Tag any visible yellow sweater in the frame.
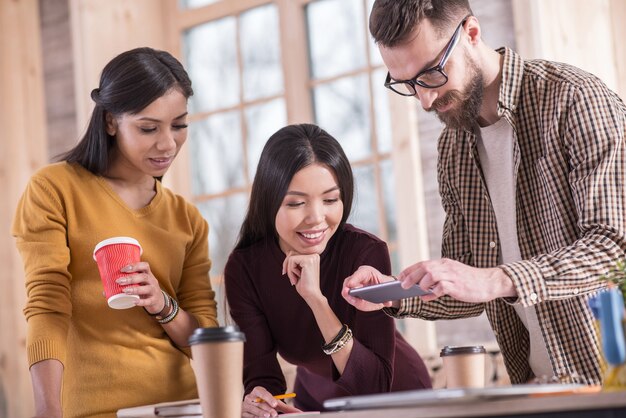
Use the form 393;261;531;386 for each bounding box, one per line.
12;162;218;417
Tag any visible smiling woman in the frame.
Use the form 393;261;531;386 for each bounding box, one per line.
224;123;432;416
275;163;344;257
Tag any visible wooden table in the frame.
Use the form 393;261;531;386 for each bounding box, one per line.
118;390;626;417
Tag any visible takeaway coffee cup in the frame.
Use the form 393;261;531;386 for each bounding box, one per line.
440;345;486;388
189;326;246;418
93;237;142;309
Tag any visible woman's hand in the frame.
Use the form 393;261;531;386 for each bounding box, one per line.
342;265;397;311
282;251;323;302
116;261;165;313
117;261;201;346
242;386;301;418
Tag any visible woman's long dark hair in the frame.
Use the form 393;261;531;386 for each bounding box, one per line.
58;47;193;175
235;123;354;250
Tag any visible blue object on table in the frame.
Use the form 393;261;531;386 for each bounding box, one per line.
598;289;626;365
588;295;600;319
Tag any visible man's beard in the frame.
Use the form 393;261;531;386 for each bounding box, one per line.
430;54;484;131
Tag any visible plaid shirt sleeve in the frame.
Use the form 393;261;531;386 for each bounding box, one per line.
501;75;626;306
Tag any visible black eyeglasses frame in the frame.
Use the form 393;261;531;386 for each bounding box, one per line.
384;14;472;97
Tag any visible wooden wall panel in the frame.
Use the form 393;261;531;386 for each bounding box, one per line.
69;0;168;131
609;0;626;99
513;0;624;98
40;0;77;159
0;0;47;416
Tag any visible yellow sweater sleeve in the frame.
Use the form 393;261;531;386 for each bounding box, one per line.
13;173;73;366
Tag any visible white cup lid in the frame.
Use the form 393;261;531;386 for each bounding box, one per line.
93;236;143;260
108;293;140;309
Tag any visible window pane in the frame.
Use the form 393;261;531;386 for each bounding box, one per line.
367;0;383;66
372;67;392;153
390;249;400;276
313;75;371;161
417;107;446;259
380;158;397;242
241;5;284;101
306;0;366;79
245;99;287;180
179;0;219;9
189;111;244;196
184;17;239;113
349;164;380;236
197;192;248;325
197;193;248;277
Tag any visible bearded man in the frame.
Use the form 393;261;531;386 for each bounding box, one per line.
343;0;626;385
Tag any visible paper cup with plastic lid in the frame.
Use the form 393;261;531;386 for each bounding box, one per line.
189;326;246;418
440;345;487;388
93;237;143;309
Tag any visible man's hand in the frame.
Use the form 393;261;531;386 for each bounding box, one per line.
397;258;517;303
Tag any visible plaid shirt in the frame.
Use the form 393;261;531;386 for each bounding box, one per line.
390;48;626;384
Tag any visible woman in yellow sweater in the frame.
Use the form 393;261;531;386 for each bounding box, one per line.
12;47;218;417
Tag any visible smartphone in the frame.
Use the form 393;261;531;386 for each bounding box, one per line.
348;280;432;303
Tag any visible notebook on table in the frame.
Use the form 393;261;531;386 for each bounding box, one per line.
323;383;596;411
117;399;320;417
117;398;200;417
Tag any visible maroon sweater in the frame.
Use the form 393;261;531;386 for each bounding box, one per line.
224;224;431;411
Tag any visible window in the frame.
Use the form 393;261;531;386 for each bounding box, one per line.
305;0;399;267
165;0;429;334
183;4;287;284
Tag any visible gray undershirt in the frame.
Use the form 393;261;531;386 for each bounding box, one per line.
476;118;553;380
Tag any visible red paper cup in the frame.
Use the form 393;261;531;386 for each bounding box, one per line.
93;237;143;309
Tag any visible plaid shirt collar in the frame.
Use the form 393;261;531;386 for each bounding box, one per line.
497;47;524;122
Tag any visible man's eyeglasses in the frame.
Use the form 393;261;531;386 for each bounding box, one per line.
384;15;472;97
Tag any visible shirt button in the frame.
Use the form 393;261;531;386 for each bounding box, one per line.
489;241;496;248
573;288;580;295
530;293;538;302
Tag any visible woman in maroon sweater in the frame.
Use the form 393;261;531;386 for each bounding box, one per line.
224;124;431;416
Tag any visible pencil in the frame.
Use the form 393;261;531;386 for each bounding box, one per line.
254;392;296;403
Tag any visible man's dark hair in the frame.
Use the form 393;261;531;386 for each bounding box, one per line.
370;0;473;47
